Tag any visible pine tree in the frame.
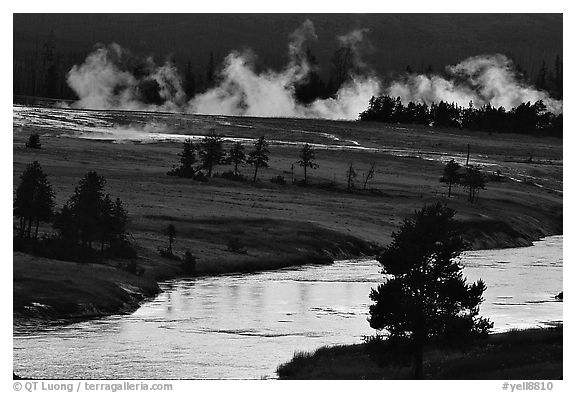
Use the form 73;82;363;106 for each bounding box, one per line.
69;171;106;248
184;60;196;98
25;133;41;149
461;165;486;203
206;52;215;89
164;224;176;254
368;203;492;378
247;136;270;182
198;132;225;177
227;142;246;176
167;139;197;178
14;161;55;238
440;159;462;198
297;143;319;184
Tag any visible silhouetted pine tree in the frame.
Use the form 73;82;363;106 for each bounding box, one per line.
227;142;246;176
164;223;176;254
198;132;225;177
14;161;55;238
247;136;270;182
297;143;319;184
440;159;462;198
369;203;492;379
168;139;197;178
461;165;486;203
25;133;42;149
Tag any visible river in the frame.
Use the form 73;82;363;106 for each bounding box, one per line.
13;236;562;379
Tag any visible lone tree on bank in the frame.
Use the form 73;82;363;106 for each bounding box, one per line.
297;143;319;184
368;202;492;379
164;224;176;254
440;159;462;198
14;161;55;238
247;136;270;182
199;132;225;177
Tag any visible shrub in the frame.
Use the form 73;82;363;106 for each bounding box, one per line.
219;170;247;182
107;238;138;259
227;237;247;254
25;133;41;149
14;235;102;264
158;247;180;260
182;250;197;275
270;175;287;185
193;171;209;182
122;260;145;276
363;334;412;367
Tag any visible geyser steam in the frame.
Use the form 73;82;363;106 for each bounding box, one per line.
65;21;562;119
386;54;562;114
67;43;186;112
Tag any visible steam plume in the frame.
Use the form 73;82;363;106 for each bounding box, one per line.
65;22;562;119
387;54;562;114
67;43;186;111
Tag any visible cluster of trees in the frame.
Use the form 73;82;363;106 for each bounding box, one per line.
168;133;271;182
440;159;487;203
169;134;322;185
14;162;133;261
359;96;562;137
54;172;129;253
368;202;493;378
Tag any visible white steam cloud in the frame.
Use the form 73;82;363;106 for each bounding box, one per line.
65;22;562;119
387;54;562;114
67;43;186;112
187;22;380;119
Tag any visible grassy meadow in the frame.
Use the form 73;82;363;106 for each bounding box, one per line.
13;107;563;321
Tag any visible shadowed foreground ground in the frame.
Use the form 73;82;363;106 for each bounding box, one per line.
277;327;563;379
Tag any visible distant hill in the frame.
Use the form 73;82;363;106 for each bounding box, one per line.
13;14;562;99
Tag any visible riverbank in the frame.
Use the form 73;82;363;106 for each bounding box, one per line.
13;218;377;322
276;326;563;379
13;107;562;324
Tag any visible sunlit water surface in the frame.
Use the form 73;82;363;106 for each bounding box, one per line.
13;236;562;379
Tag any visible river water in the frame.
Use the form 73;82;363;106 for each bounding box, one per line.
13;236;562;379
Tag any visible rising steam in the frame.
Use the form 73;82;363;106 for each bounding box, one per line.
65;21;562;119
386;54;562;114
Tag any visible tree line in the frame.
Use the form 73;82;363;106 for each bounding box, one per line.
359;96;562;137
